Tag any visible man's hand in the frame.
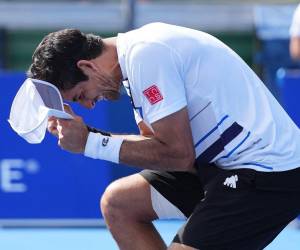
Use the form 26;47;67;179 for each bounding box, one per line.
48;104;89;153
48;117;59;137
57;117;89;153
47;104;75;137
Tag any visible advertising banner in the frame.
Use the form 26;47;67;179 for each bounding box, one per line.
0;72;139;226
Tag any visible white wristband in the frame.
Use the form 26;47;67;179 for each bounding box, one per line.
84;132;124;164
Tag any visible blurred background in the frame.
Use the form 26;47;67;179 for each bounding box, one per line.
0;0;300;249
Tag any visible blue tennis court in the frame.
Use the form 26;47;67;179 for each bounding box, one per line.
0;220;299;250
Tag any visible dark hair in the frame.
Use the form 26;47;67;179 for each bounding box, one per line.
27;29;104;90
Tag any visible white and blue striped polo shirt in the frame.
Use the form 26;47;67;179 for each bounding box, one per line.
117;22;300;172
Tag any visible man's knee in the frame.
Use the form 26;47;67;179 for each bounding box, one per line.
168;242;198;250
100;174;156;223
100;178;127;222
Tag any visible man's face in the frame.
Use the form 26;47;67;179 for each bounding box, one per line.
62;65;122;109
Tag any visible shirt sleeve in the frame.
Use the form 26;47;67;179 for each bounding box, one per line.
127;42;187;124
290;4;300;37
133;108;143;125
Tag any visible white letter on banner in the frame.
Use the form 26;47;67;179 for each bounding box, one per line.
0;159;27;192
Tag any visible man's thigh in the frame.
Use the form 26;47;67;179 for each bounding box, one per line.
103;170;204;222
173;166;300;250
139;170;204;219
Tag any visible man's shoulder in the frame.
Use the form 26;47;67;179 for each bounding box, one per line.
125;40;173;67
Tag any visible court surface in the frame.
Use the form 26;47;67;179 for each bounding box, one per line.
0;220;299;250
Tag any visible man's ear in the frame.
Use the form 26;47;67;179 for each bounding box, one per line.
77;60;97;76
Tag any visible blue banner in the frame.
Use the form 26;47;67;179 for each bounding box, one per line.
276;68;300;128
0;72;139;222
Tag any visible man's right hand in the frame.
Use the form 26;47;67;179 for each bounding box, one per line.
47;104;75;138
48;116;59;137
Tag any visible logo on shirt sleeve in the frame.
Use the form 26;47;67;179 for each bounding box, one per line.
143;85;163;105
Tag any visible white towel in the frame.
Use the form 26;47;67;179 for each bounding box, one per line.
8;78;73;144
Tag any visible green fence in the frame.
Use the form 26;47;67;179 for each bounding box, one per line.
5;29;255;71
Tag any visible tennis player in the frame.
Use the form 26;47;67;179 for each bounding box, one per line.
28;23;300;250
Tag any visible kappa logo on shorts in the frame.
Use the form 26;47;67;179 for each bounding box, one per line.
143;85;163;105
223;175;238;189
201;190;208;202
102;137;109;147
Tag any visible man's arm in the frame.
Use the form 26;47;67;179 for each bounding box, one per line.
56;107;196;172
137;121;154;137
119;107;195;172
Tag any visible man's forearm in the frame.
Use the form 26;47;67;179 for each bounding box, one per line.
119;136;195;172
87;125;152;141
112;134;151;141
84;131;195;172
60;108;196;172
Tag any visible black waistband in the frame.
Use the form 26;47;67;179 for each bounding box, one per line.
195;157;300;192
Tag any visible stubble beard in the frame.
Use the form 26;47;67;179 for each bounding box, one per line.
95;72;121;101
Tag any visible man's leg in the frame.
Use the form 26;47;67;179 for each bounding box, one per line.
169;165;300;250
168;243;198;250
100;173;166;250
